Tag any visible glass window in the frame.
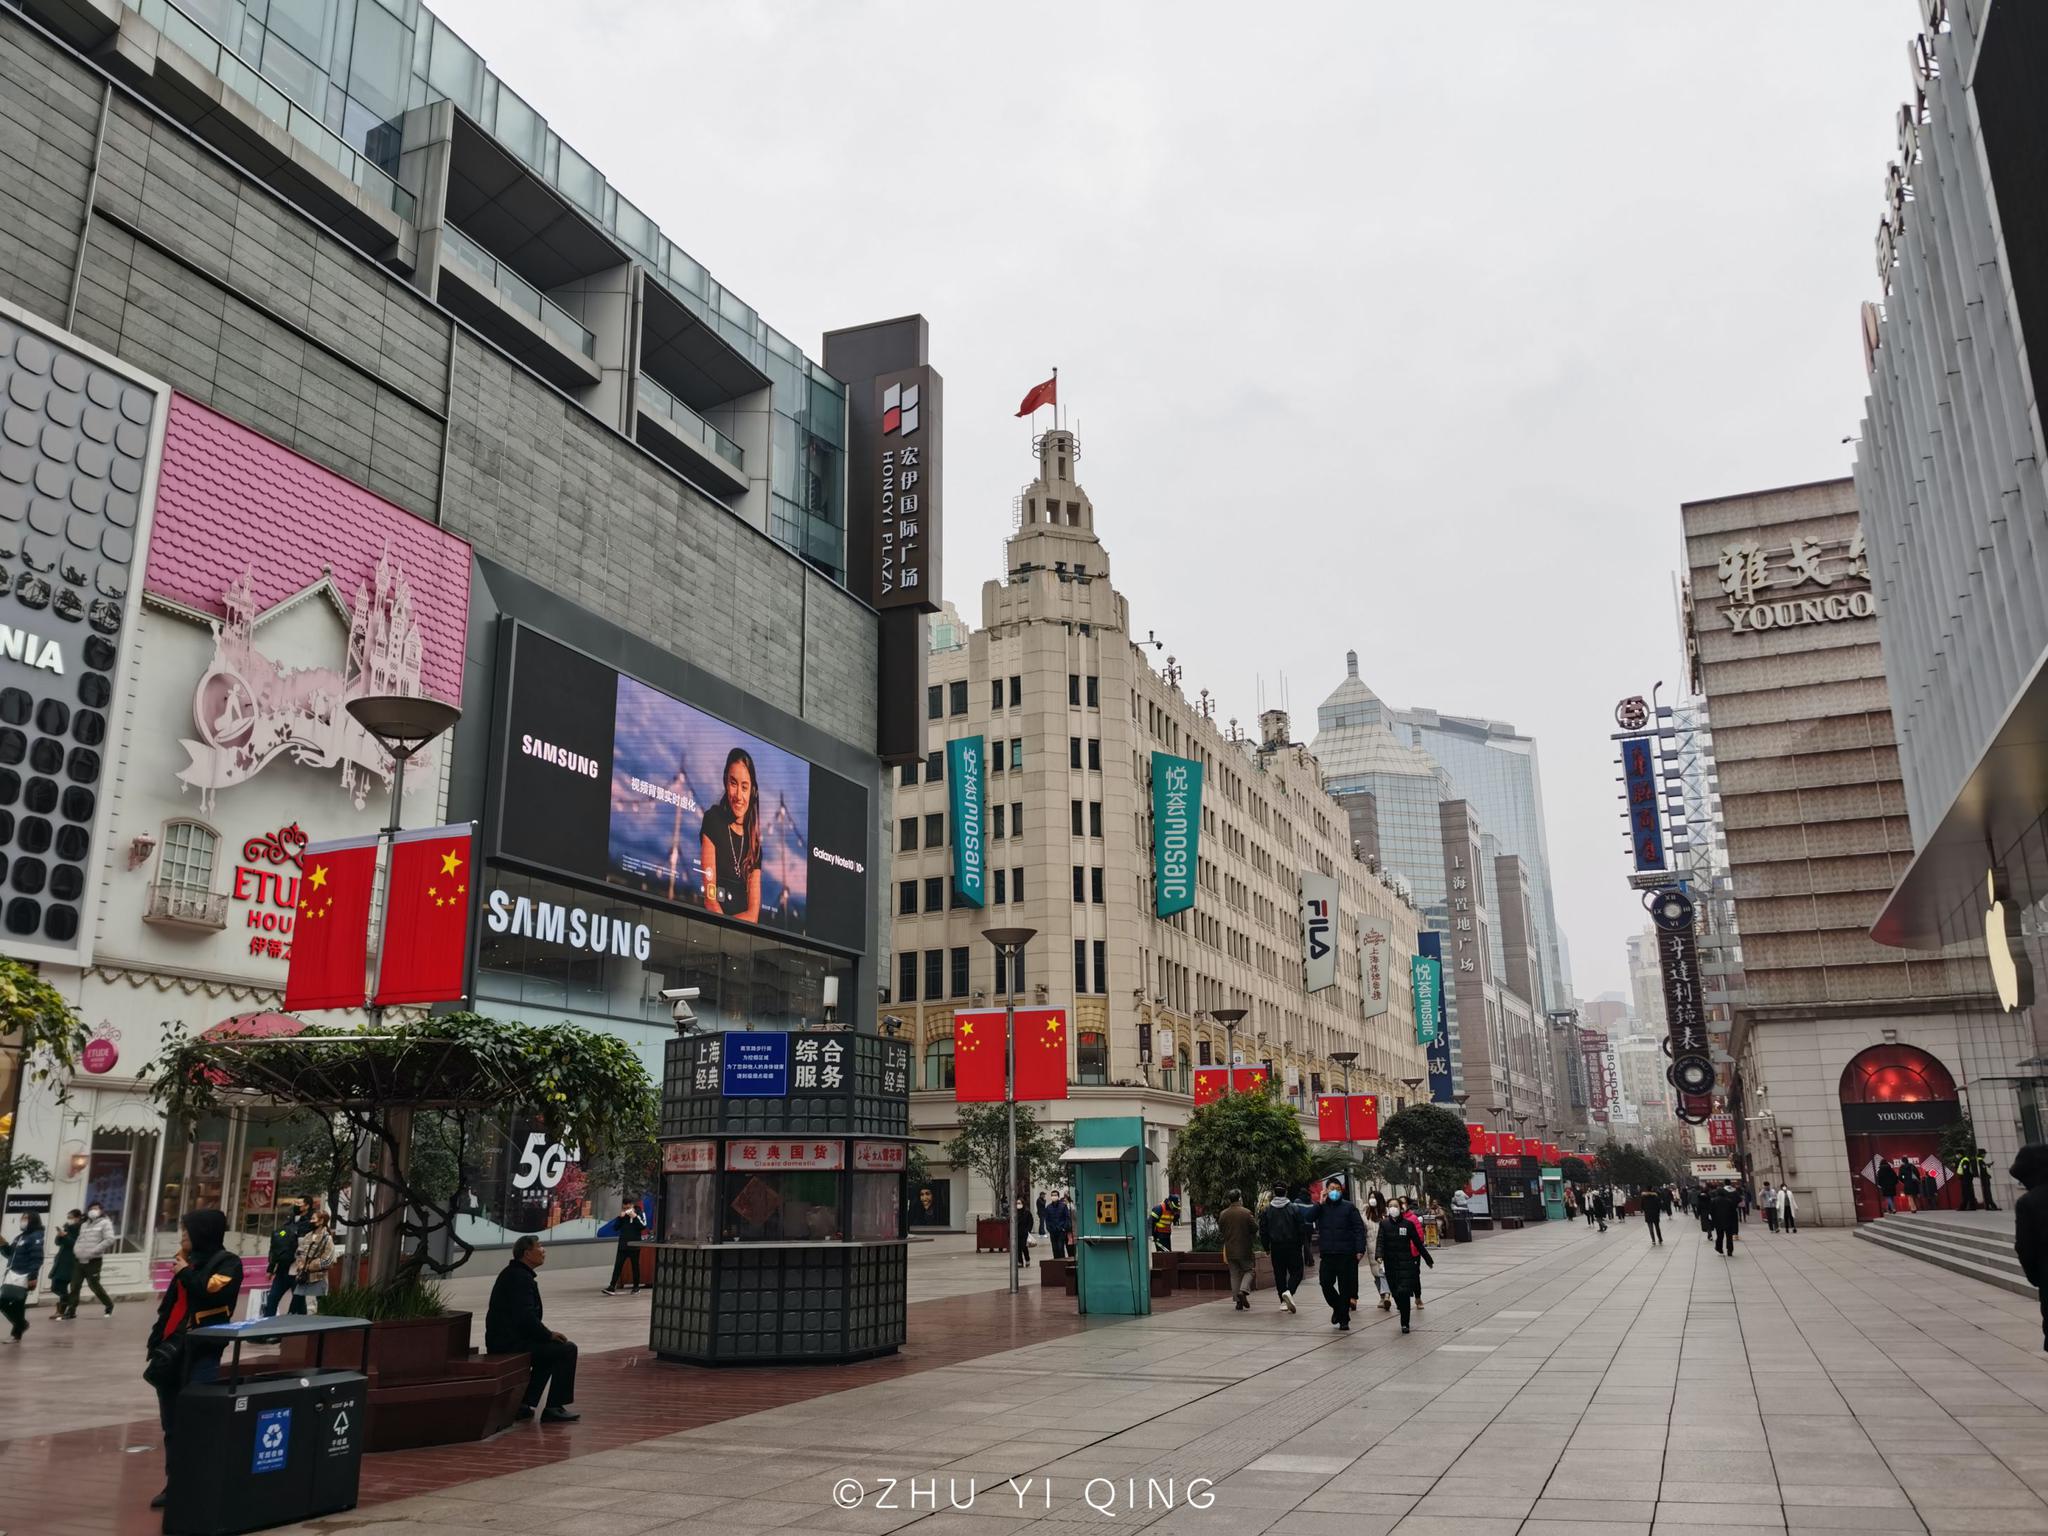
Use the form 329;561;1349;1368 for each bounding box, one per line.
927;751;943;782
1087;676;1100;708
993;946;1008;996
425;15;483;115
1077;1030;1107;1085
928;685;942;720
1068;674;1081;706
994;869;1007;905
851;1173;900;1240
1009;677;1022;707
1012;867;1023;902
1089;802;1103;838
1091;867;1105;904
898;950;917;1002
924;1037;954;1091
491;78;544;167
900;760;918;786
992;680;1004;711
924;949;944;1000
949;680;968;716
160;821;219;893
900;818;917;852
1074;939;1087;994
722;1169;838;1242
992;805;1006;840
1094;940;1107;993
923;877;943;913
1012;803;1023;833
1088;739;1101;771
950;947;969;997
1011;739;1023;770
1071;800;1084;836
1070;737;1082;769
923;812;942;846
992;741;1005;774
663;1172;717;1243
898;880;916;916
1072;866;1084;903
91;1123;161;1254
552;136;602;214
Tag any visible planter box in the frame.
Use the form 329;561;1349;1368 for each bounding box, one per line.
974;1218;1011;1253
277;1310;523;1451
1038;1258;1077;1294
1173;1252;1274;1293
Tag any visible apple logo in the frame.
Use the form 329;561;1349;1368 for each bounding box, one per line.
1984;867;2034;1013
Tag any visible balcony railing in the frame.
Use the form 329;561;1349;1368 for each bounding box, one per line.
441;224;597;358
144;882;228;930
636;374;744;471
127;0;418;225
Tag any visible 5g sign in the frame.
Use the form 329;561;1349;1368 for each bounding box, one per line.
504;1116;581;1232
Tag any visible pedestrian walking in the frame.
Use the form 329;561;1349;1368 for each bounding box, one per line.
1035;1190;1049;1236
1149;1195;1181;1252
1361;1194;1393;1308
485;1235;580;1423
46;1208;79;1315
2010;1144;2048;1353
1591;1187;1609;1234
1013;1197;1034;1267
1260;1185;1307;1314
1307;1180;1368;1330
145;1209;243;1510
1044;1191;1073;1260
1641;1186;1665;1246
1899;1160;1922;1213
61;1200;117;1318
1957;1151;1981;1210
291;1206;335;1304
1;1213;46;1341
260;1199;309;1318
1398;1197;1429;1312
1711;1182;1740;1256
602;1199;646;1295
1760;1182;1778;1234
1775;1184;1797;1234
1563;1184;1579;1221
1876;1159;1899;1214
1217;1191;1258;1311
1375;1200;1433;1334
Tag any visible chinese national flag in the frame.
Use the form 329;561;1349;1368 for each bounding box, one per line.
282;837;379;1012
373;826;474;1006
1316;1096;1346;1141
1348;1094;1380;1142
1499;1134;1522;1157
953;1011;1005;1103
1193;1068;1226;1105
1013;1009;1068;1101
1015;376;1057;417
1467;1122;1489;1157
1317;1095;1379;1142
1234;1066;1269;1095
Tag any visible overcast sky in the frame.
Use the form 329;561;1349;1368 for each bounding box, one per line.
438;0;1911;999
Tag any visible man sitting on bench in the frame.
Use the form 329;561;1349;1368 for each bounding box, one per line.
486;1235;580;1423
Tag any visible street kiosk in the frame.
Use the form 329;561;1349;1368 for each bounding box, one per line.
166;1314;370;1535
648;1028;913;1365
1058;1115;1156;1316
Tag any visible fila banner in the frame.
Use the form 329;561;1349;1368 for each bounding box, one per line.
1152;752;1202;917
1359;927;1392;1020
946;735;985;909
1301;871;1339;993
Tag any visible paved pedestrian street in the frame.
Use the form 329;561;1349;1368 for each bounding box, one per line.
290;1217;2046;1536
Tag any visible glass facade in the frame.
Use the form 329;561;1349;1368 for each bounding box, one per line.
121;0;849;578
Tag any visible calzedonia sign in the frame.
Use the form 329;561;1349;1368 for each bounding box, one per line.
1152;752;1202;917
947;735;984;908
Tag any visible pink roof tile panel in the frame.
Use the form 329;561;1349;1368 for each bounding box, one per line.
145;395;472;705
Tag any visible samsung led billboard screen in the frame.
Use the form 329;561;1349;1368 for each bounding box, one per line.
494;626;869;953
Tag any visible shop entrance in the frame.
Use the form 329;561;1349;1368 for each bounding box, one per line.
1839;1044;1961;1223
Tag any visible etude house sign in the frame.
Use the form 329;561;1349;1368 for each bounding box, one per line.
1715;529;1876;634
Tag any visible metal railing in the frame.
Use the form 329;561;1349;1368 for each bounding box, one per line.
128;0;418;225
440;225;596;358
144;882;228;929
636;374;744;471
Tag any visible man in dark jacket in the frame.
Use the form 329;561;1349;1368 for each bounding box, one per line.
1710;1183;1741;1256
1260;1185;1307;1314
2012;1144;2048;1353
603;1200;646;1296
486;1236;580;1421
1641;1186;1665;1246
261;1200;310;1318
1876;1158;1900;1214
1307;1181;1368;1330
1043;1191;1074;1260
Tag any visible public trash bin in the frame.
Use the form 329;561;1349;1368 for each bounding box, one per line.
1451;1210;1474;1244
166;1315;371;1536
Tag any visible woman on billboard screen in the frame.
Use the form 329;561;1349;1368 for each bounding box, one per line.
700;747;762;923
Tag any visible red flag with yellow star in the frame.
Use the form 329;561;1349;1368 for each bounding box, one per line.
282;836;380;1012
951;1008;1067;1102
952;1009;1005;1103
373;825;474;1007
1012;1008;1068;1101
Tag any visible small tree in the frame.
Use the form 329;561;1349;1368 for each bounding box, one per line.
1168;1085;1311;1211
1938;1116;1978;1173
0;956;89;1208
942;1104;1071;1217
1559;1155;1593;1188
1377;1103;1474;1205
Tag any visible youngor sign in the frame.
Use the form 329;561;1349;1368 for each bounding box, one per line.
0;312;167;969
491;625;870;954
1152;752;1203;917
1302;872;1339;993
947;735;985;908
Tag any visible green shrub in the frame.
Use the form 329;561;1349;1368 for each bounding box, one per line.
317;1277;448;1321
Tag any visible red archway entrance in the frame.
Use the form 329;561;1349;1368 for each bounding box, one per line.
1838;1044;1961;1223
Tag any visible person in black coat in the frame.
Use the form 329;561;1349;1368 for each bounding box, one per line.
1709;1183;1741;1255
1641;1187;1665;1246
1043;1191;1074;1261
487;1235;580;1421
1;1212;46;1341
1876;1159;1900;1214
1259;1185;1309;1313
146;1209;242;1509
1013;1198;1034;1267
1306;1182;1368;1330
2011;1144;2048;1353
603;1200;647;1296
1375;1206;1434;1333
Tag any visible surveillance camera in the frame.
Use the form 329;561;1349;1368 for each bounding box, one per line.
661;986;701;1030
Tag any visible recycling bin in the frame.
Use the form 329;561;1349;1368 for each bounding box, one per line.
167;1316;371;1535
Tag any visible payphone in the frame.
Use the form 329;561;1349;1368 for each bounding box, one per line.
1058;1115;1155;1316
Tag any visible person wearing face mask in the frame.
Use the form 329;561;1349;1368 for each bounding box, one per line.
145;1209;242;1510
1306;1179;1368;1330
60;1200;117;1319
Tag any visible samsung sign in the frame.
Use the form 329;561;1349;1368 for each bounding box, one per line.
484;890;651;960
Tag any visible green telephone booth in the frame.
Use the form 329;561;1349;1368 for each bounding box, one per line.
1540;1164;1566;1221
1058;1115;1155;1316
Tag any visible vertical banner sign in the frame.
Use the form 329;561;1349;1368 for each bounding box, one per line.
1152;752;1203;917
1621;737;1665;871
1410;953;1442;1045
1421;931;1455;1101
873;366;940;611
1359;928;1391;1020
947;735;985;908
1301;872;1339;993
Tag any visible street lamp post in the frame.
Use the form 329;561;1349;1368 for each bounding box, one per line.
1213;1008;1248;1089
342;693;460;1281
1332;1050;1359;1197
983;926;1036;1297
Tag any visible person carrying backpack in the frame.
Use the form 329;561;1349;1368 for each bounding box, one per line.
1259;1185;1307;1314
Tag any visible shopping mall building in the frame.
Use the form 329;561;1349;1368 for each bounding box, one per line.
0;0;907;1284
